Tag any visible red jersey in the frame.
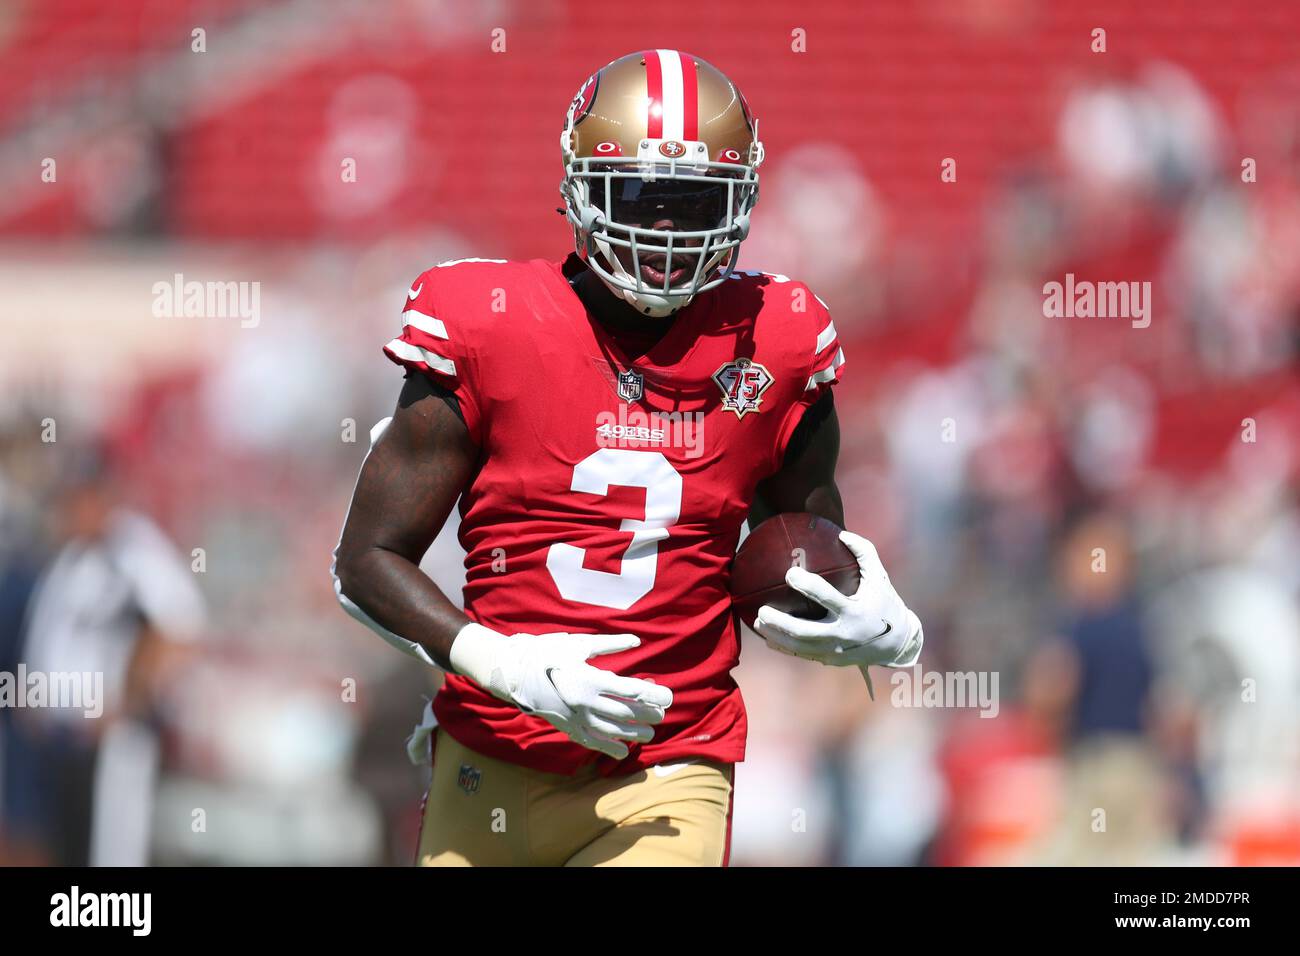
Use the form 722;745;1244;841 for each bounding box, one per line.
383;255;845;775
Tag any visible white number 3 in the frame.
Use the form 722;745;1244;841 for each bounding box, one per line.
545;449;682;609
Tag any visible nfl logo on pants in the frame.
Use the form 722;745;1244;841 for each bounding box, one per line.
457;764;482;795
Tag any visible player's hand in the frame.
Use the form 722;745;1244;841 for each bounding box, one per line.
753;530;923;670
449;623;673;760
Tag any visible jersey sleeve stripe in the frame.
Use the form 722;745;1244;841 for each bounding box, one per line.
402;309;448;340
815;319;838;354
385;338;457;377
804;347;845;390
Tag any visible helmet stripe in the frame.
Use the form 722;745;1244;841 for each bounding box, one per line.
679;52;698;140
643;49;663;138
656;49;685;140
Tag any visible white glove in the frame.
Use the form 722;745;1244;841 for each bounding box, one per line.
753;530;923;693
449;623;673;760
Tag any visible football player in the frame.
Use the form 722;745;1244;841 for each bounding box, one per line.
332;50;923;866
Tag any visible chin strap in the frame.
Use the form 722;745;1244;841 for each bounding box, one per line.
596;254;693;317
572;257;689;318
628;289;690;317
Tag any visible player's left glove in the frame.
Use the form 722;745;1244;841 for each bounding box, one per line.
753;530;922;689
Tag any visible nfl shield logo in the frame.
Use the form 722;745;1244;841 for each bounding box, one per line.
617;368;644;403
457;764;481;795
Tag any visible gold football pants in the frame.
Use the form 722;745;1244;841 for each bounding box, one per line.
416;727;735;866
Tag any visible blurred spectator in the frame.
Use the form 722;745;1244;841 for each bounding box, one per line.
1055;512;1154;739
0;416;49;864
1035;512;1174;864
9;445;205;865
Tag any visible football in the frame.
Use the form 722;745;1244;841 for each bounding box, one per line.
729;512;860;631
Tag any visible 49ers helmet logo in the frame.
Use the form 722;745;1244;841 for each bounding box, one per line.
568;72;599;126
658;140;686;158
713;357;774;418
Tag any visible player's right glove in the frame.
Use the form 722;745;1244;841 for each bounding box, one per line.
449;623;673;760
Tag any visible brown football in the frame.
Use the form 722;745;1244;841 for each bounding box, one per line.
729;512;860;631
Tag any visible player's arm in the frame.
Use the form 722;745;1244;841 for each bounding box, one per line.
747;390;924;680
749;388;843;528
333;372;477;670
332;372;673;759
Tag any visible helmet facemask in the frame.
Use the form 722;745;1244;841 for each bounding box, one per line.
562;154;760;317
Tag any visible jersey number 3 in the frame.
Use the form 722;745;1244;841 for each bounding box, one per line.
545;449;682;610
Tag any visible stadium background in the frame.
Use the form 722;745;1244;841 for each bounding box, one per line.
1;0;1298;865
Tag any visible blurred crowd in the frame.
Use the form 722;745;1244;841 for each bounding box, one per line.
1;0;1298;865
739;56;1300;866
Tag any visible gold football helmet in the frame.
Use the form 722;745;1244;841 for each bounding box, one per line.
560;50;764;317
